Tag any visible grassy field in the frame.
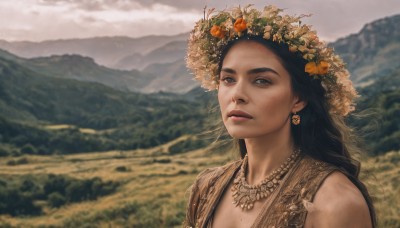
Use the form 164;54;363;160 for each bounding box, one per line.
0;137;398;227
0;136;234;227
361;151;400;227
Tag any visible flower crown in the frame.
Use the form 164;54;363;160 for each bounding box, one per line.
186;5;358;116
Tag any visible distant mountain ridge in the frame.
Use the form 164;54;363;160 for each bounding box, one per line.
0;33;188;70
141;59;195;93
114;40;187;70
0;49;157;93
0;34;198;93
330;14;400;84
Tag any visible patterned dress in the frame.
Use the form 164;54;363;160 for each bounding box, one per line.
183;155;338;228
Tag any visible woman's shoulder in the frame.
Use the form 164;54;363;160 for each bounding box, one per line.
184;160;241;227
193;160;241;189
305;171;372;228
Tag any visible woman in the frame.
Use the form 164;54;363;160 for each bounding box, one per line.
184;5;376;228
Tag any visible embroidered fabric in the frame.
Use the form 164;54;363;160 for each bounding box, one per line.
183;155;338;228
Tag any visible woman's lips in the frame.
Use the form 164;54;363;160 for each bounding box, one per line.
227;110;253;121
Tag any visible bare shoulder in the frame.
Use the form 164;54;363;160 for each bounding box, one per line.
305;171;372;228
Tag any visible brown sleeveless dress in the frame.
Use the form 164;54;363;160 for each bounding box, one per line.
183;155;338;228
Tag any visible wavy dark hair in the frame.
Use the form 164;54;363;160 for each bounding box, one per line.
217;36;376;227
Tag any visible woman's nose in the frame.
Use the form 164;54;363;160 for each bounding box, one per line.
231;80;248;104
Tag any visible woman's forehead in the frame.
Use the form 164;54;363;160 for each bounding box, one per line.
222;41;286;71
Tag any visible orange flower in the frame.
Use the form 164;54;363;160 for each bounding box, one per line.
210;25;226;39
317;61;329;74
289;45;298;52
234;18;247;33
305;61;330;75
305;62;318;75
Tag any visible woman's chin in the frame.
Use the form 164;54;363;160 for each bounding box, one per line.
227;131;254;139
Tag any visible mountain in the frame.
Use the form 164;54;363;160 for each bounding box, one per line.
0;55;210;154
141;59;198;93
0;49;156;93
0;34;188;69
331;14;400;85
0;37;196;94
114;40;187;70
25;55;156;92
0;47;197;94
329;15;400;155
0;49;21;62
0;55;151;125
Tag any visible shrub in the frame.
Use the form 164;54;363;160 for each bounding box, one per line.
19;179;44;199
48;192;66;208
0;147;9;157
0;187;42;216
153;158;171;164
66;180;90;202
65;177;118;202
6;157;28;166
177;170;188;175
21;144;37;155
168;137;209;155
6;160;16;166
115;166;129;172
44;174;69;195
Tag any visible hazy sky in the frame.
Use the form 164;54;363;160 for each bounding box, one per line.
0;0;399;42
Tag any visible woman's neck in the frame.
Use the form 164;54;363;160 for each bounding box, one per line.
244;128;295;185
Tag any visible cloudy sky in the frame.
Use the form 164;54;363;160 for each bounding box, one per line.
0;0;399;42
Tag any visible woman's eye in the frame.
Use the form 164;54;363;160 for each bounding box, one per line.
221;77;235;84
254;78;270;85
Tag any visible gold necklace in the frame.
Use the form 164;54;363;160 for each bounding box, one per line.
231;149;300;210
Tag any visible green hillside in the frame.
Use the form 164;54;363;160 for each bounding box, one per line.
0;56;212;155
349;66;400;155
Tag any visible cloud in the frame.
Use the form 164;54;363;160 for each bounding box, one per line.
133;0;207;10
0;0;399;42
38;0;145;11
39;0;207;11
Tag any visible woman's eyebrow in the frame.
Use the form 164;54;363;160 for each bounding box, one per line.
247;67;280;76
220;67;280;76
220;68;236;74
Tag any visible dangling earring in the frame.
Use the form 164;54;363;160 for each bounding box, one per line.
292;112;300;125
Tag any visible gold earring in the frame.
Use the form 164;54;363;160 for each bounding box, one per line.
292;112;300;125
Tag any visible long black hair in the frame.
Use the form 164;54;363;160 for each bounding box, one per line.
217;35;377;227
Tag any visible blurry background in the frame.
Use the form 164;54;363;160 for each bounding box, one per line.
0;0;399;227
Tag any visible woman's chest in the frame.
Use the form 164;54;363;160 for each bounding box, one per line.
210;181;268;228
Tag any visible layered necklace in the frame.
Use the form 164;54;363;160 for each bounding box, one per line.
231;149;301;210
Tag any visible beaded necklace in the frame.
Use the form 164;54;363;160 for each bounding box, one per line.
231;149;301;210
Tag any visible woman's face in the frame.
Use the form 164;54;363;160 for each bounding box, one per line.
218;41;304;139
